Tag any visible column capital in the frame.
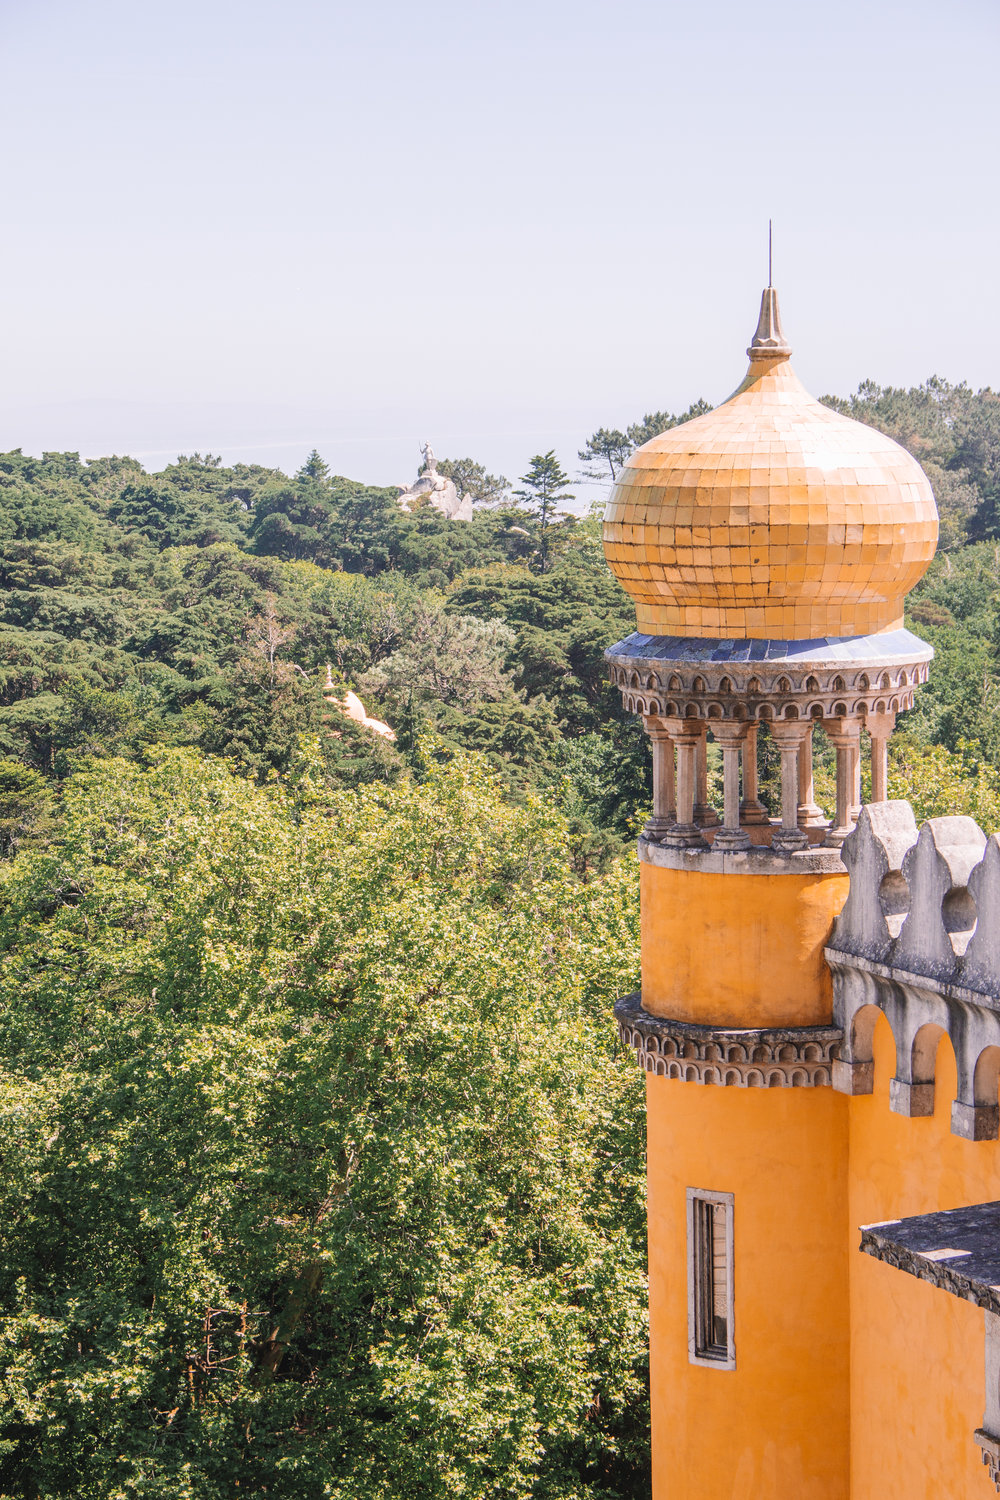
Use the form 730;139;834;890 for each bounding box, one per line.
643;713;675;737
669;717;706;747
864;708;897;738
709;719;750;749
768;718;811;749
825;714;863;746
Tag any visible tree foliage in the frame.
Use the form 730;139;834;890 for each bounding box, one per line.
1;377;1000;1499
0;747;647;1500
436;458;511;506
514;453;576;573
577;403;712;484
820;377;1000;549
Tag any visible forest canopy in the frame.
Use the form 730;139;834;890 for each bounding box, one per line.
3;373;1000;1494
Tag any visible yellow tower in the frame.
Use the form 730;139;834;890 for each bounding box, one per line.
604;284;938;1498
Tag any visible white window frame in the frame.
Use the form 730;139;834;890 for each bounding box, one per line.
687;1187;736;1370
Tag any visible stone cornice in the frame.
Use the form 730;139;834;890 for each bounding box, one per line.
614;992;841;1088
605;629;931;725
826;944;1000;1016
641;834;845;876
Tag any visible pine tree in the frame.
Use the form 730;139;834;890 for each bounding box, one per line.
297;448;331;482
578;427;632;482
514;451;574;572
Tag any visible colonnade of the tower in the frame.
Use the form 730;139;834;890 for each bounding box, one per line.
643;708;896;853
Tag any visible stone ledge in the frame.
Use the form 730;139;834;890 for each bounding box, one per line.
860;1201;1000;1318
606;630;934;671
614;992;842;1088
605;630;932;724
826;945;1000;1016
640;834;846;876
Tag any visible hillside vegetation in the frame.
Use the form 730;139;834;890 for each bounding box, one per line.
2;378;1000;1496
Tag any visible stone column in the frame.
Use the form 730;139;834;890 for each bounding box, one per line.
769;720;810;853
850;733;863;823
693;723;720;828
796;723;826;827
739;722;769;825
643;715;676;839
823;717;863;847
711;722;753;851
663;719;709;849
866;710;896;805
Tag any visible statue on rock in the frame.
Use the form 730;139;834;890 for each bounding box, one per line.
397;441;473;522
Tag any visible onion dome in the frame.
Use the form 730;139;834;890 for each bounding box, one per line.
603;286;939;640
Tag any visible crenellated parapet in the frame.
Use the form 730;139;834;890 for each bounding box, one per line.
827;801;1000;1139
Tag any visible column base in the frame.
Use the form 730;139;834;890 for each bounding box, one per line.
661;822;710;850
822;824;851;849
643;816;677;842
712;826;753;851
889;1078;935;1117
739;798;770;826
772;826;810;853
693;802;720;828
832;1058;874;1095
797;802;827;828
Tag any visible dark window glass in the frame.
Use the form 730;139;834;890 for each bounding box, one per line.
694;1197;730;1359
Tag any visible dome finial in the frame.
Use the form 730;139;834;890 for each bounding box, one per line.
747;220;792;360
748;287;791;359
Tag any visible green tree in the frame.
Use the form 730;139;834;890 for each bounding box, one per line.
888;734;1000;829
625;400;711;449
109;481;247;550
577;405;712;486
359;605;516;713
577;429;632;484
436;457;511;506
0;747;648;1500
298;448;331;481
0;758;52;855
514;452;575;573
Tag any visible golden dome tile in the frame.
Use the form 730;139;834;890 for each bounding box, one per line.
603;285;938;639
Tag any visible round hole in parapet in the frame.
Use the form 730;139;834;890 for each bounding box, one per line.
943;887;977;936
878;871;910;938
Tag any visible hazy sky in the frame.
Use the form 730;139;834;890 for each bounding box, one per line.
0;0;997;498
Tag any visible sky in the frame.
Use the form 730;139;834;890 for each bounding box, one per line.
0;0;997;503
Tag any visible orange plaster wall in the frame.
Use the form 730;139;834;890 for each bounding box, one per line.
849;1014;998;1500
647;1073;850;1500
640;862;849;1026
